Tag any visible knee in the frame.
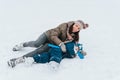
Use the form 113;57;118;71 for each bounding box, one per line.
34;42;41;47
33;52;50;63
50;56;62;63
49;48;62;63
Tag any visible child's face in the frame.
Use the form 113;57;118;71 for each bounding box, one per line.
74;46;79;53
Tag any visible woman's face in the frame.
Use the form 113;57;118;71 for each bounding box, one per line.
72;23;81;32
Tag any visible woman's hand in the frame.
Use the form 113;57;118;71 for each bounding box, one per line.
67;33;73;41
59;42;66;53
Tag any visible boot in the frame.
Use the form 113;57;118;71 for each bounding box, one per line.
48;61;60;71
80;50;87;56
7;57;25;68
13;43;24;51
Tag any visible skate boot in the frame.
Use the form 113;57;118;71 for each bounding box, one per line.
7;57;25;68
13;43;24;51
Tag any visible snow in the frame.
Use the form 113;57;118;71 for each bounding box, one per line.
0;0;120;80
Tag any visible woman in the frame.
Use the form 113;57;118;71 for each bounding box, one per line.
13;20;88;57
8;20;88;67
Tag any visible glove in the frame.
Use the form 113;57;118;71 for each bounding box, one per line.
59;42;66;53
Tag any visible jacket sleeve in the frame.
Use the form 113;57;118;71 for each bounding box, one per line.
50;23;67;45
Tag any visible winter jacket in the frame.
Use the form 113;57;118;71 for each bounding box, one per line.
33;42;76;63
45;21;78;45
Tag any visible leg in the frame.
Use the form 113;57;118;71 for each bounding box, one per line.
7;56;35;68
23;32;48;48
23;43;50;58
8;43;50;68
48;48;62;70
49;47;62;63
13;33;48;51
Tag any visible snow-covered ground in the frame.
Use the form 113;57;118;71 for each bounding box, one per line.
0;0;120;80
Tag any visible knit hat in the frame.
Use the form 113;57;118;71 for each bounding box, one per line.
75;20;89;29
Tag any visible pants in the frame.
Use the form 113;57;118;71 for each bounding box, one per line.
22;33;50;57
33;46;63;63
23;33;49;47
23;43;50;57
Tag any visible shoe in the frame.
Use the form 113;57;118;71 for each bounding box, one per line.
80;50;87;56
24;57;34;66
7;57;25;68
48;61;60;71
13;43;24;51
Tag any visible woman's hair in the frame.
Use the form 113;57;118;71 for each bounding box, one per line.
73;31;79;42
68;23;74;34
68;23;79;42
